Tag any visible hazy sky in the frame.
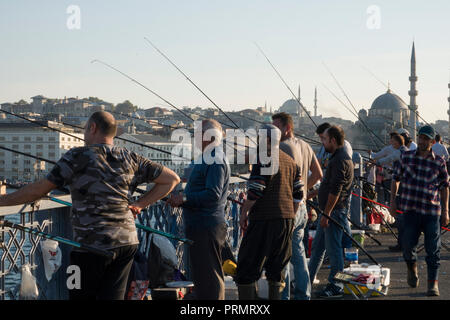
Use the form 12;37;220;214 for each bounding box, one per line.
1;0;449;123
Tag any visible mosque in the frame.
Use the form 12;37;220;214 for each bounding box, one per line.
274;43;450;149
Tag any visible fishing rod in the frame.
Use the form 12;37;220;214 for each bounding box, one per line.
0;109;85;143
110;110;192;132
144;37;260;150
306;200;381;266
233;173;383;246
1;109;186;161
321;83;384;150
352;182;399;240
0;219;114;258
232;111;323;146
91;59;195;122
362;66;432;129
0;142;151;197
144;37;243;131
4;183;194;245
91;60;251;157
322;63;385;148
254;43;318;128
111;109;252;152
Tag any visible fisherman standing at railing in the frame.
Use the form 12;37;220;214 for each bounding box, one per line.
167;119;230;300
272;112;323;300
235;124;304;300
0;111;181;300
368;132;408;252
369;132;400;205
390;125;449;297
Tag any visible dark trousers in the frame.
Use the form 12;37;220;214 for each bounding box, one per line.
236;218;294;284
402;211;441;281
185;222;227;300
69;244;138;300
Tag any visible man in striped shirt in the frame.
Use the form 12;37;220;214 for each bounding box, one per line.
236;124;304;300
390;125;449;296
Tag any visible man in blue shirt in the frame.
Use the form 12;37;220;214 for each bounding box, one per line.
168;119;230;300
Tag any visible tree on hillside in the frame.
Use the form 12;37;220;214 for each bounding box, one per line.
115;100;137;114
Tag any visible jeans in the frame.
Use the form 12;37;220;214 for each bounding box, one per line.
308;207;348;287
402;211;441;281
282;203;311;300
342;193;353;249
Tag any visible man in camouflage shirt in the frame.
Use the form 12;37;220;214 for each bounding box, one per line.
0;111;180;299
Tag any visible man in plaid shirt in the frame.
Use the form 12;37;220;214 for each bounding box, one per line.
390;125;449;296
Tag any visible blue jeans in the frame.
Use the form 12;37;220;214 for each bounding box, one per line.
282;203;311;300
402;211;441;281
342;194;353;249
308;207;347;287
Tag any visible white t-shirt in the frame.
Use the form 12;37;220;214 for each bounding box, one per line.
409;141;417;151
432;142;449;161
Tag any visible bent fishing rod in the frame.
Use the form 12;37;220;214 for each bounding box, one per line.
4;182;194;245
0;219;114;258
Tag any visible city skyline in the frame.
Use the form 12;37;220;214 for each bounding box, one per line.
1;1;449;123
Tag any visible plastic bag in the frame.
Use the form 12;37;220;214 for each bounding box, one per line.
147;234;178;288
40;239;62;281
151;234;177;268
19;264;39;300
125;250;149;300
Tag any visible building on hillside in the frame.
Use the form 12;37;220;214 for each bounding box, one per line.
0;121;84;182
116;133;192;177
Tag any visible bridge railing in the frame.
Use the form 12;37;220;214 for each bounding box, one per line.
0;179;247;300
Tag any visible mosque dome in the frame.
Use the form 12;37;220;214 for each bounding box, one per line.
279;99;300;115
370;89;408;111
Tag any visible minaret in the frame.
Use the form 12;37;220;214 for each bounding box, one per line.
447;79;450;140
314;86;318;117
408;42;418;142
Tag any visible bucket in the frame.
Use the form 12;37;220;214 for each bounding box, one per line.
351;230;365;247
344;248;359;264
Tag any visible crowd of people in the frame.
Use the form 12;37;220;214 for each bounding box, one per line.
0;111;448;300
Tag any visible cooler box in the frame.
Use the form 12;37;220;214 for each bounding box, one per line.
341;264;390;297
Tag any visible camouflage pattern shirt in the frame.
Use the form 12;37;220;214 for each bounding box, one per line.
46;144;163;250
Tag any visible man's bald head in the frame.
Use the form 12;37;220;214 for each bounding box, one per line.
87;111;117;137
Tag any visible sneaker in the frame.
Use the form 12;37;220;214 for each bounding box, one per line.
318;284;343;299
